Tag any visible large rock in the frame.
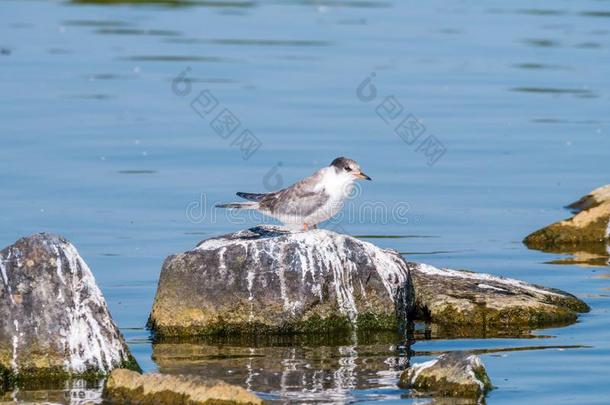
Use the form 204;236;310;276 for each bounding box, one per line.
399;352;492;399
0;233;138;384
150;226;413;337
408;262;589;335
103;369;263;405
150;226;589;338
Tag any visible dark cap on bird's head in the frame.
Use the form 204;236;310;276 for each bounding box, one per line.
330;156;371;180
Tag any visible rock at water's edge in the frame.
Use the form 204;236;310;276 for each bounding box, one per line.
525;195;610;251
150;226;589;338
149;226;413;337
104;369;263;405
408;262;589;334
0;233;139;384
566;184;610;212
399;352;492;398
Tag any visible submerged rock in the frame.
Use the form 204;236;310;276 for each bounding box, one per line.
399;352;492;399
0;233;138;385
566;184;610;212
103;369;263;405
408;262;589;334
150;226;413;337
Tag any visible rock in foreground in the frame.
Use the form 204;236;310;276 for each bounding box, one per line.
408;262;589;334
0;233;138;383
104;369;263;405
150;226;589;338
150;226;413;337
399;352;492;399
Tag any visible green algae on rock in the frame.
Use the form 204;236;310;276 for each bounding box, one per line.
149;226;414;337
408;262;589;332
150;226;589;338
0;233;140;389
524;201;610;249
399;352;492;399
103;369;263;405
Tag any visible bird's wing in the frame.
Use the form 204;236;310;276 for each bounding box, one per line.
260;169;329;217
236;192;268;202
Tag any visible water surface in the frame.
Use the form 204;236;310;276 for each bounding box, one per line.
1;0;609;403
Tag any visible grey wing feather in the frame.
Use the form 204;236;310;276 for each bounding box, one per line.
236;192;268;202
259;170;329;217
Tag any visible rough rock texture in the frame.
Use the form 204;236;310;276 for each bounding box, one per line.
566;184;610;212
399;352;492;399
150;226;413;337
104;369;263;405
0;233;138;384
150;226;589;338
524;201;610;250
408;262;589;333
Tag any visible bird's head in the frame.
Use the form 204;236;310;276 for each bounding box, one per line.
330;157;371;181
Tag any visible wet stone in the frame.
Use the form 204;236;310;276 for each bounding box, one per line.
399;352;492;399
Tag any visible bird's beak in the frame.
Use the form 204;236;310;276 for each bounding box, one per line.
355;171;372;181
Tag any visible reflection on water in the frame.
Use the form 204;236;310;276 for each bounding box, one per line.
149;331;590;404
152;334;411;404
545;248;610;267
1;380;103;405
70;0;256;7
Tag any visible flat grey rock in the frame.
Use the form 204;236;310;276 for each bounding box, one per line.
408;262;589;335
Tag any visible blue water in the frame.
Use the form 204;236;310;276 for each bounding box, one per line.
1;0;609;403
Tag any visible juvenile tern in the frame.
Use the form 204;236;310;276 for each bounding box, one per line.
216;157;371;230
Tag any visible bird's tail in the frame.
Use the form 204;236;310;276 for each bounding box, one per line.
215;202;260;209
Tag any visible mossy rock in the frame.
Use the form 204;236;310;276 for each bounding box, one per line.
524;201;610;251
149;226;413;338
408;262;589;334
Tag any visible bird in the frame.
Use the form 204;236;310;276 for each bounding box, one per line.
216;157;371;231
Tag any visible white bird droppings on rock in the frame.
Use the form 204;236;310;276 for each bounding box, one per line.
0;233;138;378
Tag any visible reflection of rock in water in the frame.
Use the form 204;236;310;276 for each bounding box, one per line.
152;334;410;404
1;380;103;405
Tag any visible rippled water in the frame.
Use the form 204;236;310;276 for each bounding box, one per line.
1;0;609;403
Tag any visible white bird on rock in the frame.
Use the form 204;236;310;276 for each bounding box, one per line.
216;157;371;231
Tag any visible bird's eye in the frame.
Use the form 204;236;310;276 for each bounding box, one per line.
345;167;352;172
